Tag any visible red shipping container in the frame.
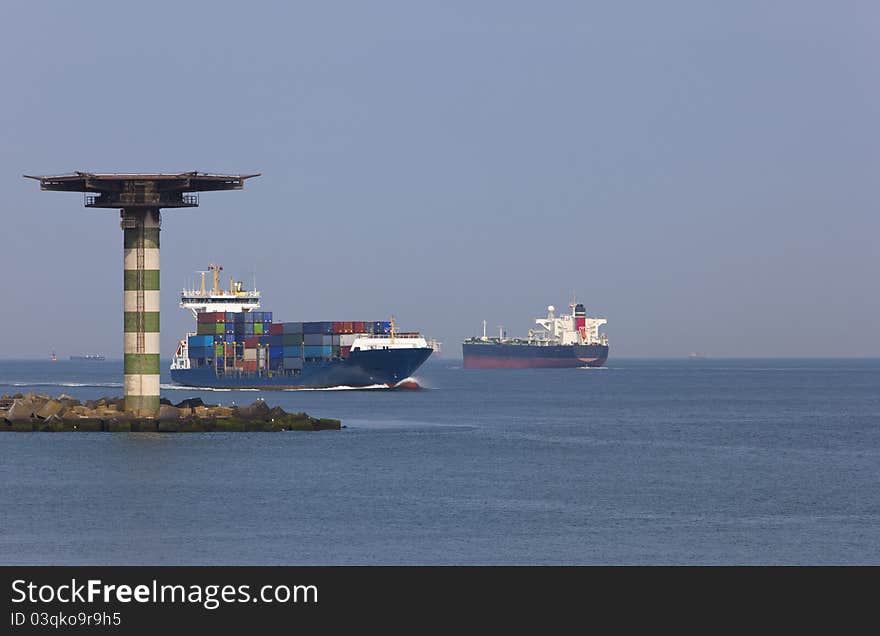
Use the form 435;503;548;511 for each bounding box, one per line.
340;346;352;358
269;323;284;335
244;336;260;348
352;321;365;332
332;321;344;333
242;360;258;372
342;321;354;333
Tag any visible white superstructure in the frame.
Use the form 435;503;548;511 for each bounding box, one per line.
347;319;429;352
172;264;262;370
179;263;261;317
528;302;608;346
468;301;608;347
351;333;429;351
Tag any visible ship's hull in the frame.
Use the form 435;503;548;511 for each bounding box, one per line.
462;342;608;369
171;347;433;389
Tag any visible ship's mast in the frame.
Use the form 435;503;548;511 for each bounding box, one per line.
209;263;223;295
482;320;487;339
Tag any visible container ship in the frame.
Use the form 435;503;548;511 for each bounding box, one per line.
170;265;433;389
69;354;106;361
462;302;608;368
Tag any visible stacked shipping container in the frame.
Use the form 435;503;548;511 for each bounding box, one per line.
188;313;392;373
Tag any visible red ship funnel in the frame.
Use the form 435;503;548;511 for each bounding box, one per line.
574;303;586;338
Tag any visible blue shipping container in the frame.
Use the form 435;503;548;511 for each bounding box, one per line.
187;335;214;348
303;333;322;346
304;345;332;358
282;345;302;358
189;346;213;359
303;322;322;334
282;322;303;334
371;321;391;334
260;335;282;347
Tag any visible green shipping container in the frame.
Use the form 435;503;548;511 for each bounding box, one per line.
197;323;215;335
215;344;224;356
254;323;264;335
215;323;226;334
282;334;303;346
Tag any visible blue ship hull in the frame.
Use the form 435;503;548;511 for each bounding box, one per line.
462;342;608;368
171;347;433;389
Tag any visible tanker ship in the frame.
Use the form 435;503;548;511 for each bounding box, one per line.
170;265;432;389
462;302;608;368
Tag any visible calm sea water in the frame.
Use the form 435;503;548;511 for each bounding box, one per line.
1;358;878;565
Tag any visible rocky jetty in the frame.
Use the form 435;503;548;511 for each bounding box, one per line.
0;393;340;432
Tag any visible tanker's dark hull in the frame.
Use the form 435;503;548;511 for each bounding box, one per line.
462;342;608;368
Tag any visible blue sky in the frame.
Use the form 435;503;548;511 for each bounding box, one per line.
1;1;877;357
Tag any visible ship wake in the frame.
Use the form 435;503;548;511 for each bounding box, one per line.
279;377;424;391
159;384;259;392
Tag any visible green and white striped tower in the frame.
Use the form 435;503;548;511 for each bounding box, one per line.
25;171;259;417
122;207;162;415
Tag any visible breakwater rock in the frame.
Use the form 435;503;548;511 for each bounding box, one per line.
0;393;341;432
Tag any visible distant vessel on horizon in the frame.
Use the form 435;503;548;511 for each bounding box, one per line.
70;354;106;361
687;352;707;359
50;350;57;362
